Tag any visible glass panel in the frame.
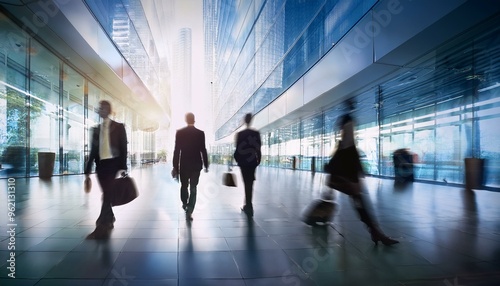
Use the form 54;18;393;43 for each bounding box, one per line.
277;125;289;168
285;122;301;169
267;130;278;168
478;94;500;188
261;132;270;167
300;115;322;171
414;129;435;181
436;125;461;183
1;87;28;177
0;15;29;178
61;65;85;174
29;41;61;176
357;126;380;175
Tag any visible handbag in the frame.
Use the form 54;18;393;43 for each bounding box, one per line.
324;144;362;196
111;173;139;206
223;172;237;187
325;174;361;196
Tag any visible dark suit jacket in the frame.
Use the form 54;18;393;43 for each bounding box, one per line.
234;128;262;167
173;125;209;172
85;120;128;174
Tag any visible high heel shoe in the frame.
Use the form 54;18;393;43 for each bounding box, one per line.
370;229;399;245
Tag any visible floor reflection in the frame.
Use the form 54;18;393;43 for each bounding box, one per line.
0;164;499;285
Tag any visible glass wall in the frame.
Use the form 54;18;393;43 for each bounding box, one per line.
213;17;500;190
210;0;378;139
0;15;29;177
0;10;155;179
300;114;323;171
84;0;163;104
62;65;85;174
29;41;61;175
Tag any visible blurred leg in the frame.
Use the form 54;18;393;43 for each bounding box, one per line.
180;171;190;208
240;167;256;216
350;192;398;245
186;170;200;213
96;159;118;226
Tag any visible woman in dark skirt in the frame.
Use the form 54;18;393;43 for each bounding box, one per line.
326;107;399;246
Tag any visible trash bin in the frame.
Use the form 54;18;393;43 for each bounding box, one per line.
393;148;414;183
38;152;55;179
464;158;484;190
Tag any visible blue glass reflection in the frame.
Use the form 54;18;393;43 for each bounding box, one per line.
214;0;377;139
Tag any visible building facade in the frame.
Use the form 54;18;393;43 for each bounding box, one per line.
205;0;500;189
0;0;172;178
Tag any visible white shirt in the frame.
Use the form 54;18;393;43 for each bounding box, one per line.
99;118;113;160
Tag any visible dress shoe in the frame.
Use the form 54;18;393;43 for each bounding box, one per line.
241;205;254;217
86;225;111;239
370;229;399;245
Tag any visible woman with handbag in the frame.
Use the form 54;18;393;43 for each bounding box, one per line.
327;109;398;246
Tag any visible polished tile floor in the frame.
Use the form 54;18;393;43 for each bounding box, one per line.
0;164;499;286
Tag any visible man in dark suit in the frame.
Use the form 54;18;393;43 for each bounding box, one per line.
173;112;209;220
234;113;261;217
85;100;128;239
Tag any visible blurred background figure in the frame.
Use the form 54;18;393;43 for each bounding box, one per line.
326;99;399;245
234;113;262;218
393;148;415;187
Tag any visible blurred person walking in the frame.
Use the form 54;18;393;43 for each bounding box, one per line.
85;100;128;239
172;112;209;220
326;100;398;245
234;113;262;217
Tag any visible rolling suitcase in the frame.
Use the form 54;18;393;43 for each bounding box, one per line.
301;190;336;226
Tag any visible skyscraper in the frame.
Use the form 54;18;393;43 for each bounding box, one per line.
173;27;193;119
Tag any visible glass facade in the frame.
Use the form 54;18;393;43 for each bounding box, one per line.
208;1;500;189
0;9;156;178
84;0;161;95
84;0;170;119
207;0;377;139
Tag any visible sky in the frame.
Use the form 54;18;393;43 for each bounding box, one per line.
171;0;208;131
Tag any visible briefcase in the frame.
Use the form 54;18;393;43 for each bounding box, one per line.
223;172;237;187
111;174;139;206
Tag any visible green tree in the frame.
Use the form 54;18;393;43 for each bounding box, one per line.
2;88;43;169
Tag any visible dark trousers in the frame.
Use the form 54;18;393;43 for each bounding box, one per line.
180;169;201;213
96;158;119;224
240;166;257;208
